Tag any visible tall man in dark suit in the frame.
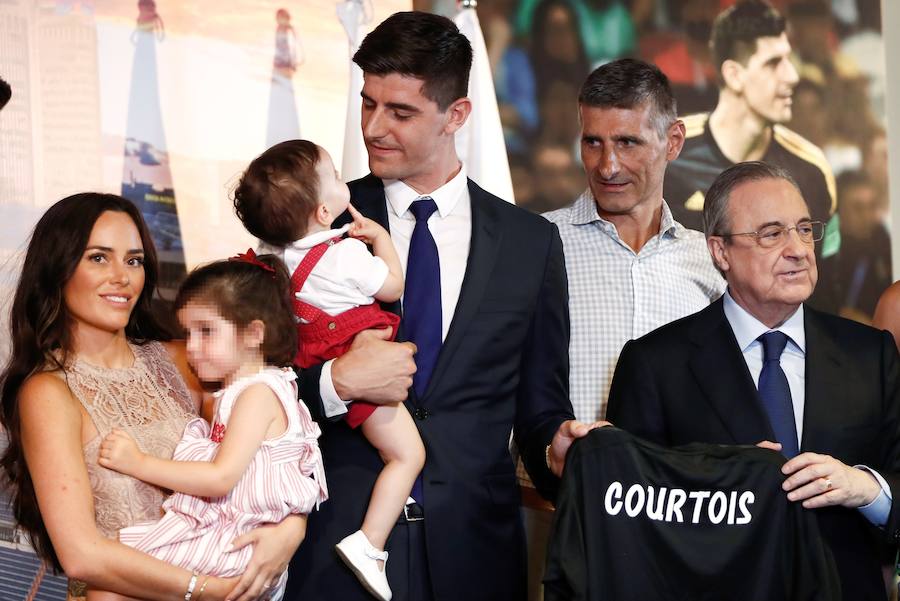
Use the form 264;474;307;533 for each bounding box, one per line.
607;161;900;600
286;12;594;601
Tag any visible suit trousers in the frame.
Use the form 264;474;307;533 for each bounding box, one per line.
388;507;433;601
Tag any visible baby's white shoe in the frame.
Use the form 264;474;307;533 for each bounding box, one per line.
335;530;392;601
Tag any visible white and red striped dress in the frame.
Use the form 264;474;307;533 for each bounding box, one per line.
119;368;327;599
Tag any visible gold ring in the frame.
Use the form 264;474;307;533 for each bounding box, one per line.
824;478;833;490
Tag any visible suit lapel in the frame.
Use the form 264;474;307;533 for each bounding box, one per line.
344;174;391;231
345;175;400;316
421;180;502;402
688;299;776;444
800;307;843;450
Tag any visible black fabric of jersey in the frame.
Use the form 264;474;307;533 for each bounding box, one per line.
663;113;835;235
544;428;841;601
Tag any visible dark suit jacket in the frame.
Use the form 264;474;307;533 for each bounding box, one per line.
286;174;574;601
607;297;900;601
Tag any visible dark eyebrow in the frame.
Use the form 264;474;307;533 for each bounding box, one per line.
386;102;421;113
581;133;645;144
359;91;421;114
613;134;645;144
85;246;144;254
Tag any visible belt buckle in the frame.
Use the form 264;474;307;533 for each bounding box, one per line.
403;503;424;522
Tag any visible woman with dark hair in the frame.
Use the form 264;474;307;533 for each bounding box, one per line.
0;193;303;601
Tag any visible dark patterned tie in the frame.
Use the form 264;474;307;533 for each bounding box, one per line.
403;197;441;503
757;331;800;458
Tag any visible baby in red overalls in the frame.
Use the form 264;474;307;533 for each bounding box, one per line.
234;139;424;601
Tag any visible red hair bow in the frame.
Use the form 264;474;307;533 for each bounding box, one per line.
229;248;276;275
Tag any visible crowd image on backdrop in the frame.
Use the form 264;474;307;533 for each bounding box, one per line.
418;0;891;323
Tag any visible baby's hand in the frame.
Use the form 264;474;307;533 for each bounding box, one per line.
98;429;144;475
347;203;388;245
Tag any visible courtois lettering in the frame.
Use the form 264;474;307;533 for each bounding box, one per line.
603;481;755;525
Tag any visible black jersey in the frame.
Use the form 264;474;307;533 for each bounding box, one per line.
664;114;837;243
544;428;840;601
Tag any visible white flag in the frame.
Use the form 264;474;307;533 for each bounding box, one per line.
338;0;373;182
454;4;515;203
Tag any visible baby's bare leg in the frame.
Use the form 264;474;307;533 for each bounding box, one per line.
360;403;426;551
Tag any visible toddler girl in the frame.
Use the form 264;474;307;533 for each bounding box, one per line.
233;139;425;601
98;253;327;601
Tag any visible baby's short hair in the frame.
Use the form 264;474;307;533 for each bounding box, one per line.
233;139;320;246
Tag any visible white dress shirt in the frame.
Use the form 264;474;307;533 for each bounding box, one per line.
320;166;472;415
722;289;891;525
260;224;389;317
723;290;807;440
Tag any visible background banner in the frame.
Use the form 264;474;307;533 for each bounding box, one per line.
0;1;407;597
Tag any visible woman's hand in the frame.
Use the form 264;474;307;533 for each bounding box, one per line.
198;575;240;601
225;515;308;601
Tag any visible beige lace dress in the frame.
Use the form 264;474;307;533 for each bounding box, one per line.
60;341;195;599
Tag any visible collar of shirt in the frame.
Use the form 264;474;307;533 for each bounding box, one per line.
568;189;685;241
283;224;352;250
383;164;468;220
723;289;806;356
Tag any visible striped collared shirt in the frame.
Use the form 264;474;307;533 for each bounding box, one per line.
544;190;725;423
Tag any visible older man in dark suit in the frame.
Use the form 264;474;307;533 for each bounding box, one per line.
607;161;900;601
285;12;598;601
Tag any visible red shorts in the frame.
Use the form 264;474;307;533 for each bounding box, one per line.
294;303;400;429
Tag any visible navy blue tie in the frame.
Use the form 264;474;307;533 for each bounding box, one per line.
403;198;441;504
404;198;442;399
757;331;800;458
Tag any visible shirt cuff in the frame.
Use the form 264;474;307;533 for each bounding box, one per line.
855;465;892;527
320;360;349;418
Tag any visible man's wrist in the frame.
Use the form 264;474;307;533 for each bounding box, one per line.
330;355;353;401
320;360;349;418
855;467;883;506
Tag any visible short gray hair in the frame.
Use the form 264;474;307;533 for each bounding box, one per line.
578;58;677;138
703;161;802;238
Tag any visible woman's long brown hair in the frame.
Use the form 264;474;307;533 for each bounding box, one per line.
0;193;171;572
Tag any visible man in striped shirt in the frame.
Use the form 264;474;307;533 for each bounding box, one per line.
544;59;724;425
523;59;722;600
